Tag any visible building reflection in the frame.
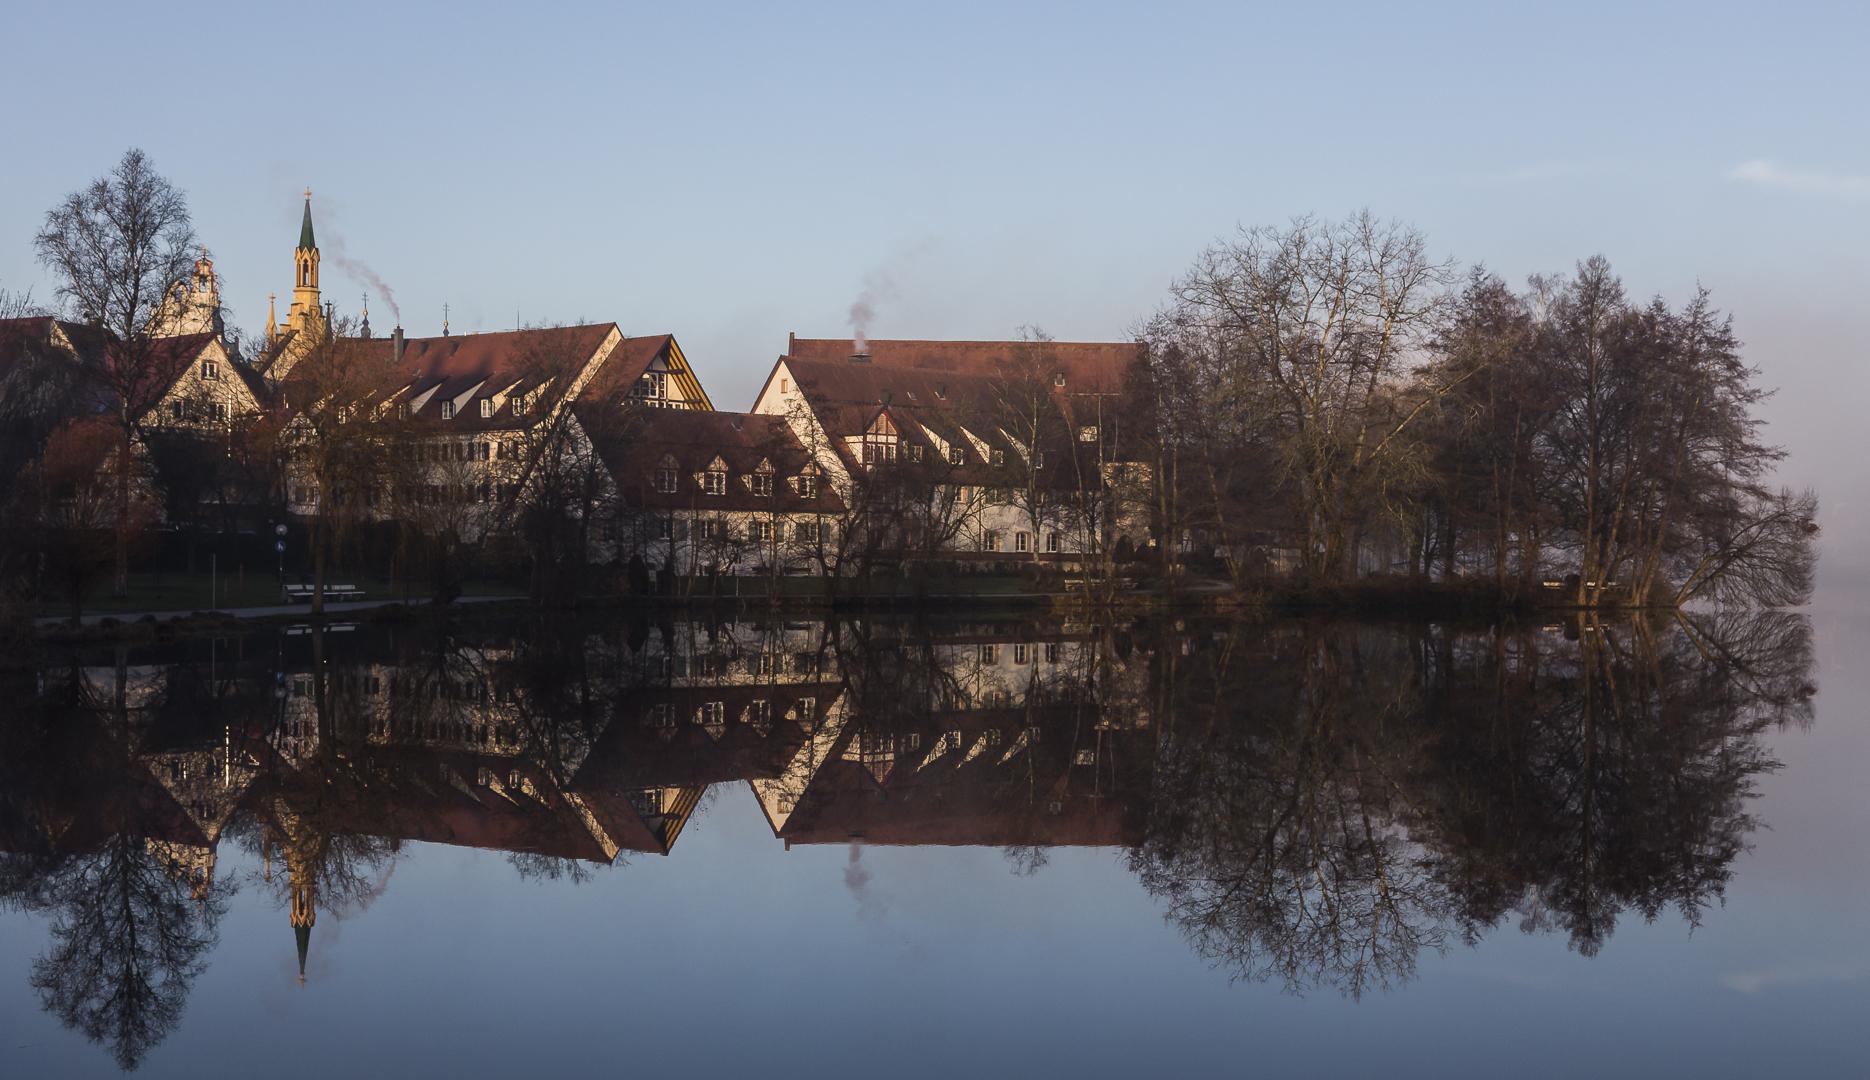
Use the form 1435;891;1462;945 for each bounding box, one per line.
0;608;1816;1068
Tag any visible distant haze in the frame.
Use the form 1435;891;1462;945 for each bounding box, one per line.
1;1;1864;580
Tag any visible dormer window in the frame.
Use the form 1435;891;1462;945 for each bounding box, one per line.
703;470;726;495
909;445;924;462
751;474;773;497
441;400;455;419
654;468;678;493
797;476;818;498
949;446;966;465
1054;372;1065;387
1079;425;1098;442
480;399;493;418
992;450;1005;467
513;394;529;416
398;403;409;419
936;384;947;399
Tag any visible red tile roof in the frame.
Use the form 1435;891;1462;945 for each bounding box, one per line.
585;408;847;513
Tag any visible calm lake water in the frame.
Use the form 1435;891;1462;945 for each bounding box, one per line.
1;596;1866;1078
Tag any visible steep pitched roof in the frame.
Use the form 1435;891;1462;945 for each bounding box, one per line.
787;336;1142;386
585;408;846;513
291;324;618;433
298;198;316;251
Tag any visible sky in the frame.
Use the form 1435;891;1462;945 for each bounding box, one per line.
2;0;1866;572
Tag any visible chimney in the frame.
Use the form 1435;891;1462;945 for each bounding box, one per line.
392;326;404;364
848;352;871;363
788;331;794;356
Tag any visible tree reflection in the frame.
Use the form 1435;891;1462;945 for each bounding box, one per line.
27;834;226;1070
1130;610;1814;996
0;665;230;1071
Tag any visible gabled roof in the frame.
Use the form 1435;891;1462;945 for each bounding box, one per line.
767;337;1147;479
290;324;618;433
603;334;713;410
787;336;1142;387
585;408;847;513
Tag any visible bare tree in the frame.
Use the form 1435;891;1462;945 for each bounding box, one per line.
35;149;199;595
1153;212;1457;581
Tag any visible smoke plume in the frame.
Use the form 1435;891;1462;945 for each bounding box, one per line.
320;228;401;321
844;841;888;922
847;270;897;354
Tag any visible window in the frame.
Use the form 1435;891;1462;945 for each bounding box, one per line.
795;520;818;543
909;445;923;462
936;383;947;399
982;531;1000;552
654;468;678;493
779;378;788;393
211;402;228;420
441;400;455;419
992;450;1005;467
797;697;817;724
648;703;674;728
1034;451;1044;468
479;442;490;460
796;475;817;498
700;519;726;540
513;394;530;416
479;399;493;418
703;470;726;495
1075;749;1096;765
1015;531;1031;552
1079;425;1098;442
637;371;667;400
170;401;184;420
1047;531;1062;553
674;519;689;541
1053;372;1065;387
751;474;773;496
753;520;775;543
657;517;673;540
1045;643;1059;664
979;644;998;664
948;446;966;465
1013;644;1029;665
699;701;726;725
749;699;771;724
793;654;817;675
398;403;409;419
757;655;776;676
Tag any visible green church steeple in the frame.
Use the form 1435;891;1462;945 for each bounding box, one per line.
297;192;317;252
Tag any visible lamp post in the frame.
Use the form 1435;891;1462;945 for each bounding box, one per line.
275;523;287;584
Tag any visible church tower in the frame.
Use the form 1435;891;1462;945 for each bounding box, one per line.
286;190;323;340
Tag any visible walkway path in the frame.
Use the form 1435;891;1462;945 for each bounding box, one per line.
36;595;517;628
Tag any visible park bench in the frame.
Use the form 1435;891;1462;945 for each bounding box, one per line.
280;583;366;603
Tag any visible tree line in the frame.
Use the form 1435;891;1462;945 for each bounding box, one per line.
1135;212;1817;607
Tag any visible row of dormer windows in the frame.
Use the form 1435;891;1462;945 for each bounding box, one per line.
653;469;817;498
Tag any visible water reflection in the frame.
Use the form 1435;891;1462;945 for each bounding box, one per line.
0;608;1815;1068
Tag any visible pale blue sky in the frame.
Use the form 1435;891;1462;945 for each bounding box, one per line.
3;0;1867;570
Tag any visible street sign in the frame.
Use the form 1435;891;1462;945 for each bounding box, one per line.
275;540;287;552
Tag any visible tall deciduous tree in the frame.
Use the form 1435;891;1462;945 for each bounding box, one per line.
1153;212;1457;581
35;149;199;595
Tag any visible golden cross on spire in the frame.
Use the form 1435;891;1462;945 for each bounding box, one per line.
304;186;312;200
